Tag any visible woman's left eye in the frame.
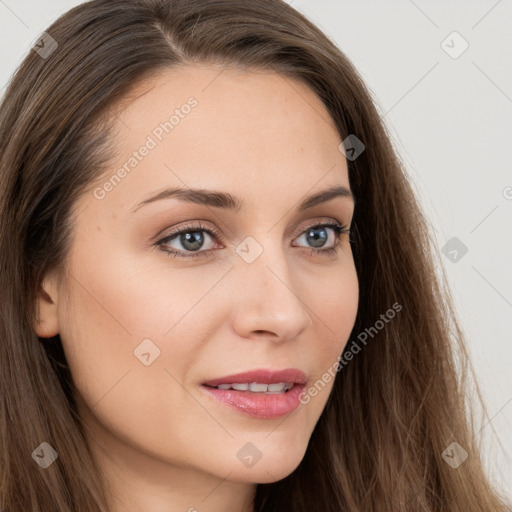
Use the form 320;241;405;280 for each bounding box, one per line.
156;221;350;259
293;222;350;256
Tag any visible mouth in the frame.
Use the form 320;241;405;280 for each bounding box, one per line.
201;367;307;390
202;381;295;394
200;368;307;419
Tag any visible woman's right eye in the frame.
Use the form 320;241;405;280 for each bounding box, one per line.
156;222;221;259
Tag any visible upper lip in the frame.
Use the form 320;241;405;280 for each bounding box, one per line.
201;368;307;387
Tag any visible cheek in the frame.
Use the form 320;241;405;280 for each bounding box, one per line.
289;259;358;414
57;245;227;399
56;252;221;460
311;258;359;351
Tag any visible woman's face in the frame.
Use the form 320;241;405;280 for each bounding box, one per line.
36;64;358;492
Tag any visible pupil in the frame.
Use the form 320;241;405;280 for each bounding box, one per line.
307;227;327;248
181;231;204;251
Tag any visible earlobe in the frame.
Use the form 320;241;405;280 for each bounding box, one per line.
33;277;60;338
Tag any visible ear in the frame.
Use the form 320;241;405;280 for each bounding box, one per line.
33;271;60;338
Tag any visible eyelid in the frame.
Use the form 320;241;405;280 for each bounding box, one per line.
157;220;224;245
290;218;349;240
157;217;349;244
155;217;351;258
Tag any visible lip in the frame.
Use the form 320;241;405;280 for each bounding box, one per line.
200;368;307;419
201;368;307;387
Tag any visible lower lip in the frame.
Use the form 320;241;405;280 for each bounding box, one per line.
200;384;305;419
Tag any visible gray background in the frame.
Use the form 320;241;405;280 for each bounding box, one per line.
1;0;510;498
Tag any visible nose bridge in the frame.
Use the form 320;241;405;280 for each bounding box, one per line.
230;234;312;340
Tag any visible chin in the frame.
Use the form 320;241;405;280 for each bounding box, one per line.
225;446;306;484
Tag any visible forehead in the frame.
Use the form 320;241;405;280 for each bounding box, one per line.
86;64;349;215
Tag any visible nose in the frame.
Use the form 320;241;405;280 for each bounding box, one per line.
230;242;313;343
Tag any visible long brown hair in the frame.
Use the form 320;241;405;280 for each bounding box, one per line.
0;0;509;510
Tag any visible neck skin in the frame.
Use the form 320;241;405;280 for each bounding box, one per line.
80;401;256;512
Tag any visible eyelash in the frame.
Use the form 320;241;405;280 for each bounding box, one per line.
155;220;351;260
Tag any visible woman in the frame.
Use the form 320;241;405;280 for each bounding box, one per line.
0;0;509;510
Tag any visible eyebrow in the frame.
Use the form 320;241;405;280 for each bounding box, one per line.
130;184;354;214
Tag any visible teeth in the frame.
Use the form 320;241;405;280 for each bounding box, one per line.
231;383;249;391
249;382;268;392
213;382;294;393
267;382;286;392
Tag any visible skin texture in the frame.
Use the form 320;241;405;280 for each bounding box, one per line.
34;64;359;512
